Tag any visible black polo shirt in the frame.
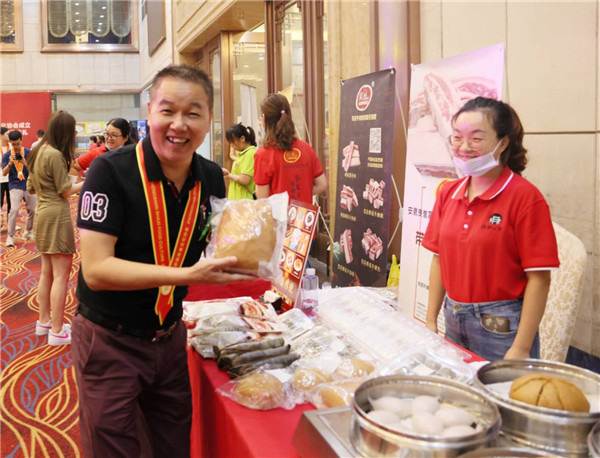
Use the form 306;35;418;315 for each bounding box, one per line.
76;135;225;329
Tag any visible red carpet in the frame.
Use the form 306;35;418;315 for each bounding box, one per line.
1;198;271;457
1;197;82;457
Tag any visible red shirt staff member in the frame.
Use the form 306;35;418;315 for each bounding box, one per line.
423;97;559;362
254;93;327;203
72;65;255;457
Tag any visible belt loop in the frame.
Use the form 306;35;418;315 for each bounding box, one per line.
473;303;482;319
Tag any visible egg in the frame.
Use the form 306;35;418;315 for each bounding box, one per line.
411;412;444;436
387;421;409;433
434;405;476;427
411;395;440;415
442;425;477;438
367;409;400;425
370;396;411;418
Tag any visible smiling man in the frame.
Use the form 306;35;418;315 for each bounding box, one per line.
72;65;255;457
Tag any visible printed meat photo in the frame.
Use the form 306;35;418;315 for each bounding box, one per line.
361;229;383;260
340;185;359;212
342;141;361;172
363;179;385;209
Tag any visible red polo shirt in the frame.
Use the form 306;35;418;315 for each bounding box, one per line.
77;144;107;171
254;138;324;204
422;166;559;303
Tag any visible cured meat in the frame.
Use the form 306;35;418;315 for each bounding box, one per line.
342;141;361;172
340;185;359;211
423;72;461;142
362;179;385;209
340;229;353;264
361;228;383;261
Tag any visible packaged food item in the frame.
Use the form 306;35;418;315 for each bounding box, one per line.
509;373;590;412
292;367;332;392
217;370;296;410
206;192;288;281
234;373;285;410
311;379;365;409
332;358;376;379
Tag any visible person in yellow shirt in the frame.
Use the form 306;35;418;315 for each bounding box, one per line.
222;123;257;200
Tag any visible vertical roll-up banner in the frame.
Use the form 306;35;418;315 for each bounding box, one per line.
0;92;52;147
332;69;396;287
398;44;505;328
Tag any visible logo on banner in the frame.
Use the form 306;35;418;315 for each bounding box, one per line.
283;148;301;163
356;85;373;111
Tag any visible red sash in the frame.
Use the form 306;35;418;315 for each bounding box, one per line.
136;142;201;325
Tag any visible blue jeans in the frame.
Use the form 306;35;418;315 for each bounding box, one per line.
443;296;540;362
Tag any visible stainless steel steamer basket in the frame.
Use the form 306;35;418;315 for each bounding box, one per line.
476;359;600;456
589;421;600;458
350;375;501;457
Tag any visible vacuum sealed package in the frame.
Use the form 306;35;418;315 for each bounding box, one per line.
206;192;288;281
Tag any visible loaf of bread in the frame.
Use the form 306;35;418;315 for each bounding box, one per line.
213;200;277;271
509;373;590;413
292;368;332;392
234;372;283;410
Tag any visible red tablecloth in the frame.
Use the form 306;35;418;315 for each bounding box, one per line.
185;281;486;457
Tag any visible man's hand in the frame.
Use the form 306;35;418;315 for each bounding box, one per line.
188;256;257;285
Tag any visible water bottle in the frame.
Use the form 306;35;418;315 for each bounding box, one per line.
300;268;319;317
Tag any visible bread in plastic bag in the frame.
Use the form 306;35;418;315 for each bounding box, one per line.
217;371;296;410
206;192;288;281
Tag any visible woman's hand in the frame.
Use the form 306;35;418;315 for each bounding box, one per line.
425;321;438;334
222;167;230;177
504;345;531;360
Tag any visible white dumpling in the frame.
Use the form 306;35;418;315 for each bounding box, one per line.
371;396;411;418
434;406;476;427
443;425;477;438
411;412;444;436
411;395;440;415
387;421;409;433
367;409;400;425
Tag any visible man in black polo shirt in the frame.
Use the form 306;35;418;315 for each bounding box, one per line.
72;65;255;457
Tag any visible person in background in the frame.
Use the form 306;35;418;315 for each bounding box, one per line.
2;130;36;247
254;93;327;203
1;127;11;228
31;129;44;149
26;111;84;345
87;135;99;151
70;119;128;175
423;97;559;362
222;123;257;200
72;65;255;457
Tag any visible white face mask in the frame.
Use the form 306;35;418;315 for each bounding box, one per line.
453;140;503;177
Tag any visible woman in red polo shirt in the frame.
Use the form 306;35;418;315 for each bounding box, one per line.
254;93;327;204
423;97;559;362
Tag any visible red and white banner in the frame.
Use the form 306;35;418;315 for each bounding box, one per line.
0;92;52;147
398;44;505;327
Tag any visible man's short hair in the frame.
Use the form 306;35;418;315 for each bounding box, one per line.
1;127;8;135
150;65;214;110
8;130;22;141
37;129;45;137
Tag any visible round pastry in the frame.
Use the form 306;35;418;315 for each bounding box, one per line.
333;358;375;379
509;373;590;413
317;381;362;408
292;368;332;392
234;373;283;410
213;200;277;271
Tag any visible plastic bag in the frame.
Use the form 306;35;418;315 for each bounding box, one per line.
206;192;288;281
217;370;296;410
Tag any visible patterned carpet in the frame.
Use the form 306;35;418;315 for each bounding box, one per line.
1;197;82;458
